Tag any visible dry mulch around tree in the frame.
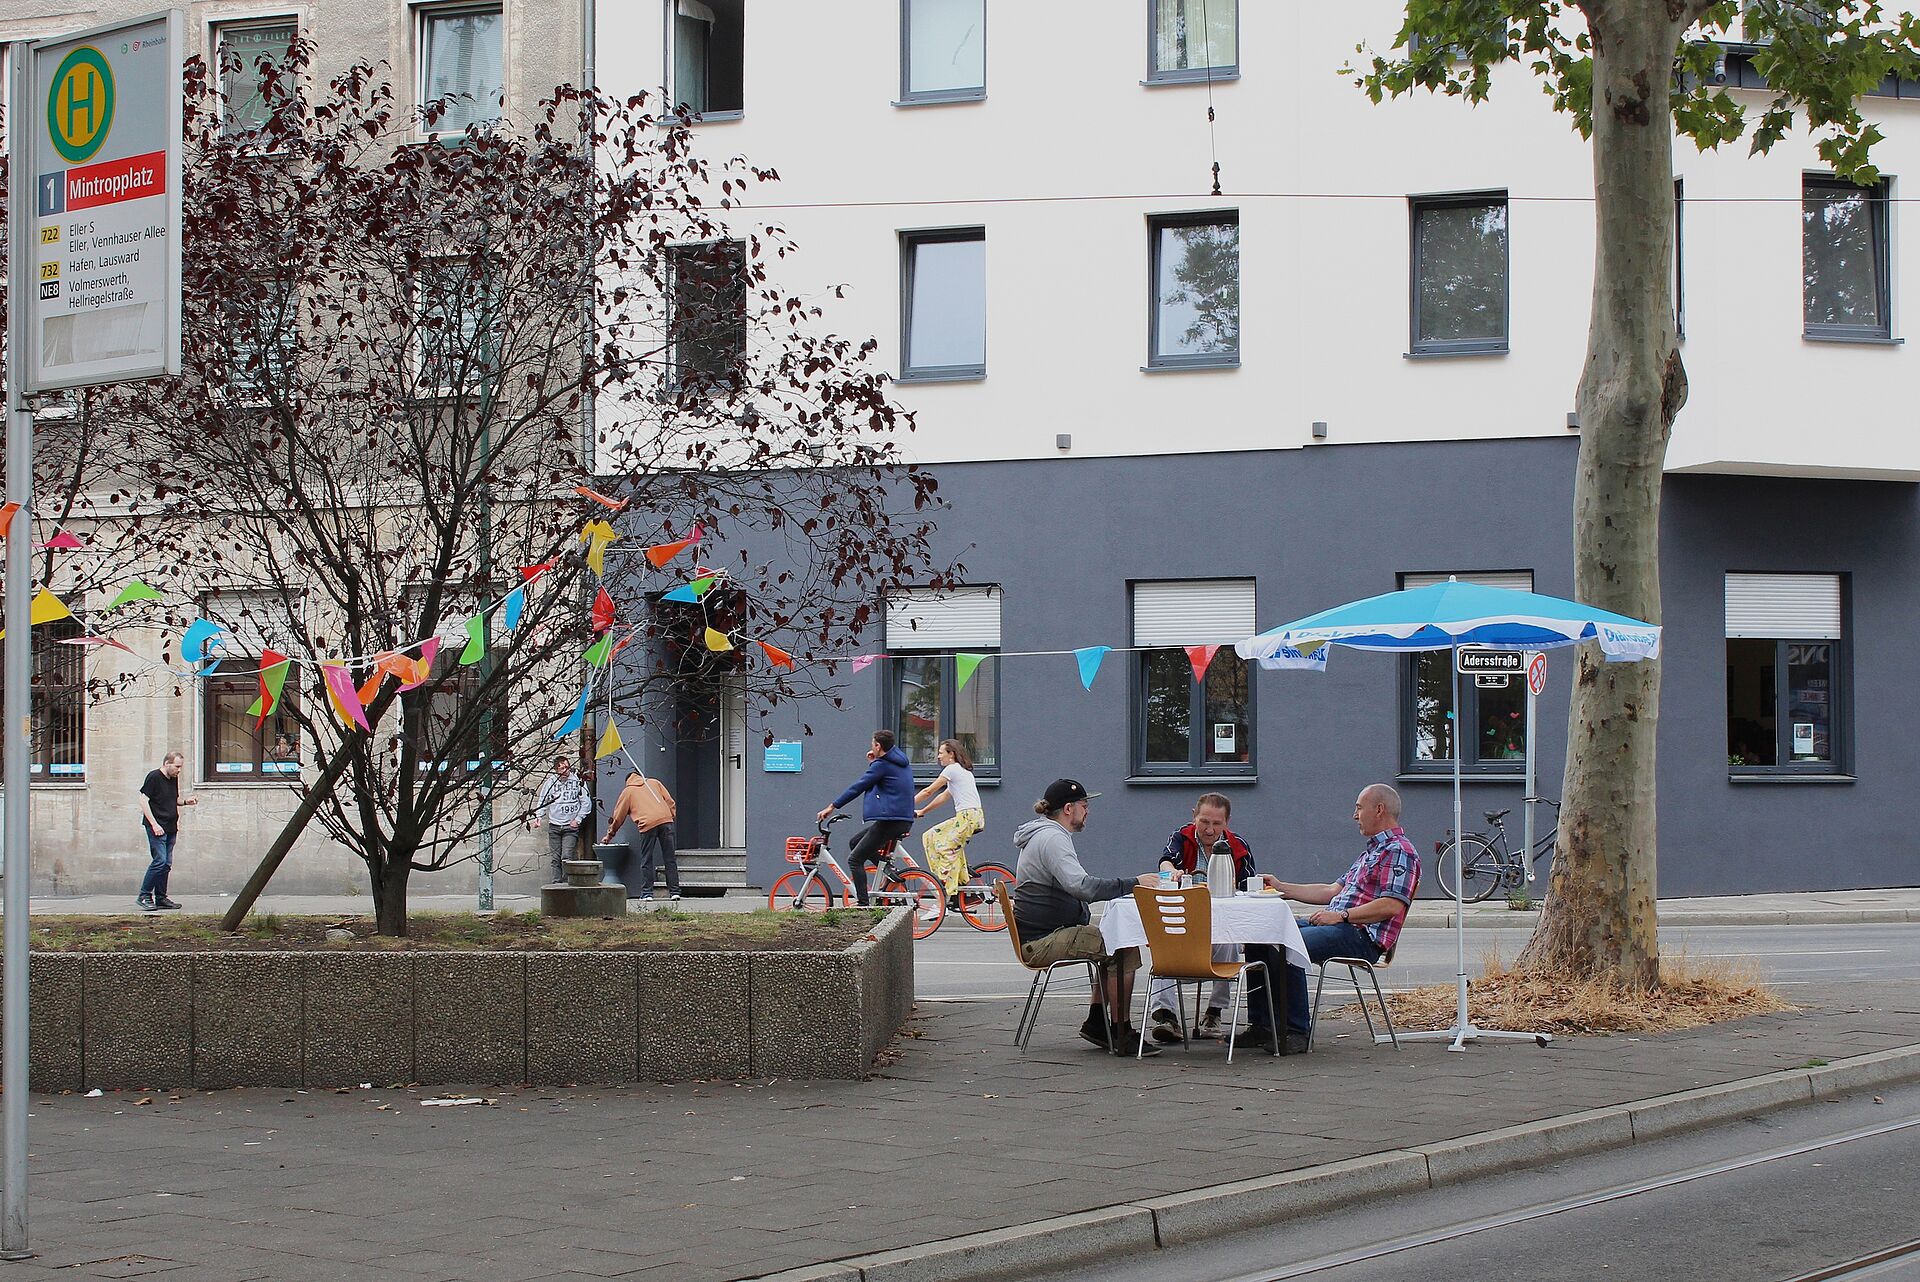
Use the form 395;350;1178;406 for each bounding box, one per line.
1361;948;1795;1037
26;909;886;954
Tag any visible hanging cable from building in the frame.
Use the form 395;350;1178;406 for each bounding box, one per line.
1202;0;1222;195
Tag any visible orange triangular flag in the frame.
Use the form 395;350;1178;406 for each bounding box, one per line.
758;640;794;670
575;486;629;512
1185;644;1220;684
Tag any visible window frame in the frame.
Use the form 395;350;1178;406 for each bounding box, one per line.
1408;190;1511;357
211;15;300;137
411;255;502;400
201;661;303;782
899;226;987;382
1145;0;1240;84
1128;578;1257;779
1146;210;1241;371
1674;176;1686;341
1726;636;1852;777
663;0;745;121
413;0;506;140
899;0;987;104
6;618;88;782
666;238;749;392
1397;571;1532;777
882;585;1003;781
1802;173;1894;343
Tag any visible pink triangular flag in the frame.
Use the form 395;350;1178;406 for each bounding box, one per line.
36;530;86;550
321;664;371;732
851;655;877;673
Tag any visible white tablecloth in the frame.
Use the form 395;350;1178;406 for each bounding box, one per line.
1099;893;1310;971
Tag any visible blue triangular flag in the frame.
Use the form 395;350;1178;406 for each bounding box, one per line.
502;587;525;631
181;618;227;664
660;583;700;604
1074;646;1110;690
555;680;592;739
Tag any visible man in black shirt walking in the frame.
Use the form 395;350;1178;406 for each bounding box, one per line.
137;751;196;911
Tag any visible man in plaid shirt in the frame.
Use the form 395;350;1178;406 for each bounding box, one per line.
1242;784;1421;1055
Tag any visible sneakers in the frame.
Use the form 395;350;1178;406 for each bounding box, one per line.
136;895;156;912
1077;1014;1113;1050
1246;1027;1311;1056
1116;1026;1162;1057
669;893;682;901
1193;1009;1226;1040
154;897;184;911
1148;1010;1184;1045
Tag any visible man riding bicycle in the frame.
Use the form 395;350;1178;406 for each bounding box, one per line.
816;729;916;907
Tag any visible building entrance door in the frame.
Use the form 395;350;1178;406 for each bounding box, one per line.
719;675;746;849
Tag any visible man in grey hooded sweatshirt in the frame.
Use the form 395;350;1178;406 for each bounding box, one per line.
1012;778;1159;1054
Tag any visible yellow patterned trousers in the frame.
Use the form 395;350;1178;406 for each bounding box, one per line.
921;807;985;894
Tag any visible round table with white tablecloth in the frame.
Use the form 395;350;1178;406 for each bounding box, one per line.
1098;891;1310;971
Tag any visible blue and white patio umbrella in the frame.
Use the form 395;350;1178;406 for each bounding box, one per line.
1234;578;1662;1052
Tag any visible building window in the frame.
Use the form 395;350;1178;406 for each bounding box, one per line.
1410;193;1509;355
414;258;500;396
669;240;748;391
0;619;87;780
884;586;1000;777
1400;572;1532;774
1726;573;1847;772
1148;212;1240;369
1674;177;1686;340
1149;0;1238;82
215;18;297;134
1131;579;1255;777
418;3;504;136
1804;175;1892;341
900;228;986;380
200;591;303;779
668;0;744;118
901;0;985;102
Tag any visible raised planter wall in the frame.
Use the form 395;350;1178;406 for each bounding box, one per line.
6;908;913;1090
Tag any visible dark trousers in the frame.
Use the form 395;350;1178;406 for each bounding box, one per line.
625;822;679;897
138;829;177;901
1246;922;1380;1035
847;820;913;906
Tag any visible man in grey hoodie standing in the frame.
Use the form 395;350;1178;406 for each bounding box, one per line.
1012;778;1160;1055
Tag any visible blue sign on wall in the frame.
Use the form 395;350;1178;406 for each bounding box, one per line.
764;741;804;772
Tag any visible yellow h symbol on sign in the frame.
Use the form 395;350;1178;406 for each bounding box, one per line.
48;46;115;163
61;63;101;139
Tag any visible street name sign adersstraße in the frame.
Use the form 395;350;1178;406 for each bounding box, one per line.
21;10;184;391
1456;646;1525;676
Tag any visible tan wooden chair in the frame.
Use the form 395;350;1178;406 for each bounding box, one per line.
1130;886;1275;1062
1309;868;1420;1051
998;882;1112;1053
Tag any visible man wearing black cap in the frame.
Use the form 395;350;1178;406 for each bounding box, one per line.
1012;778;1161;1055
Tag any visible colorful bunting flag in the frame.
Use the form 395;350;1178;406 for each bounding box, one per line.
584;634;614;668
105;579;163;611
1074;646;1110;690
396;639;440;692
555;680;592;739
0;503;17;538
1185;644;1220;684
321;664;371;732
60;634;136;656
357;668;387;708
502;587;525;631
660;583;699;604
704;627;734;652
180;618;227;664
955;652;987;694
36;531;85;550
595;719;623;760
851;655;878;673
758;640;794;670
458;615;486;666
580;521;618;576
518;562;553;583
644;524;703;569
575;486;629;512
591;587;616;634
246;651;292;727
0;589;74;641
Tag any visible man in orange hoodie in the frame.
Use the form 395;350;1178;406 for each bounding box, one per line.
603;770;679;901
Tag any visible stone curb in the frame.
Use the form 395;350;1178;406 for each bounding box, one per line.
1401;907;1920;929
741;1043;1920;1282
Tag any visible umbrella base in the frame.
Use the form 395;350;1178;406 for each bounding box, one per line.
1400;1024;1553;1053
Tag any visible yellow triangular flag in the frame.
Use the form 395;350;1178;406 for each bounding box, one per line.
2;588;75;638
704;627;734;652
595;719;623;760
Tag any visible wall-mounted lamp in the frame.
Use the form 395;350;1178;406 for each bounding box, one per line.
1311;420;1329;440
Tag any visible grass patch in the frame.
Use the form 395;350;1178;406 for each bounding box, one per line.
1363;944;1794;1037
26;908;888;954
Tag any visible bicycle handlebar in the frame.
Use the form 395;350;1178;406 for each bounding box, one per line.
1522;796;1562;809
818;812;850;836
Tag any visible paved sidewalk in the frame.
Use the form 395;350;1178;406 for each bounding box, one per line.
15;885;1920;926
3;975;1917;1281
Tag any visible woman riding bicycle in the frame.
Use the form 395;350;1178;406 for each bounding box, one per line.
816;729;916;907
915;739;985;908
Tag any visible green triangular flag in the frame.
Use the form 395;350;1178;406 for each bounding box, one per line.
584;634;614;668
690;576;717;598
244;659;293;720
955;652;987;694
105;579;163;611
458;615;486;666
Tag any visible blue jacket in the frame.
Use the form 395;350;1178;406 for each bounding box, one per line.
832;747;917;823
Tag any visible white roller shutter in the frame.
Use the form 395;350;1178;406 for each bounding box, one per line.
1725;573;1842;639
1402;570;1534;593
886;586;1001;649
1132;579;1256;647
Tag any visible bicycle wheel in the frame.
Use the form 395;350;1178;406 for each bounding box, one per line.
878;868;947;939
1437;835;1505;904
958;862;1015;932
769;869;845;912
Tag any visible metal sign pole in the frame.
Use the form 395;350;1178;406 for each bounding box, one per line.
4;39;39;1259
1524;676;1537;886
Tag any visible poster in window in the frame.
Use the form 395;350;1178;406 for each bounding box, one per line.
1212;723;1235;754
1792;723;1816;756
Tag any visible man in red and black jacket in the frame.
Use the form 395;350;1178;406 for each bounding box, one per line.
1148;793;1256;1042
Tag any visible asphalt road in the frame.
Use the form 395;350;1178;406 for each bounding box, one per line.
1035;1080;1920;1282
915;922;1920;1001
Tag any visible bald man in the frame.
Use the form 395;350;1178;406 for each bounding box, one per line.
1242;784;1421;1055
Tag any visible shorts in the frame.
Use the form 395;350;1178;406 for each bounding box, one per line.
1021;925;1139;977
